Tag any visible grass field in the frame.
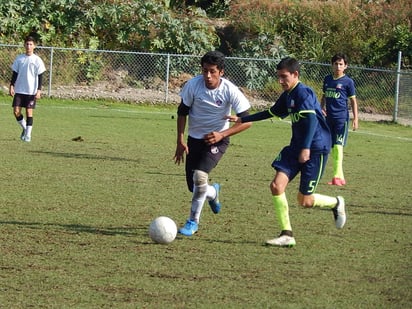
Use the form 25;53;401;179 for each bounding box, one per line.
0;97;411;308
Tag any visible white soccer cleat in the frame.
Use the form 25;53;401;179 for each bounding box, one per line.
333;196;346;229
265;235;296;247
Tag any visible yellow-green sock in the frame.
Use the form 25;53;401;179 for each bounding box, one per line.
273;193;292;231
313;194;338;209
333;145;344;179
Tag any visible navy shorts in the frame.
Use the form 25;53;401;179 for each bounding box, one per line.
185;136;229;192
271;146;328;195
12;94;37;109
327;117;348;146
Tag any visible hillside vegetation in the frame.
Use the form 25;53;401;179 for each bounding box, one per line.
0;0;410;68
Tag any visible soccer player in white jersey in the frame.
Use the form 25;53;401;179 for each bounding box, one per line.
9;36;46;142
174;51;252;236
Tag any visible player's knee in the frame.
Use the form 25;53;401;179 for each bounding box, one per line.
193;170;208;187
270;181;284;195
297;193;314;208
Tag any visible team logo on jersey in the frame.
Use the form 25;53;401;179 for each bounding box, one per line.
215;99;223;106
211;146;219;154
290;99;295;108
336;83;343;89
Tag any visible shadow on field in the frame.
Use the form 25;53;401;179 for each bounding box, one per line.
0;220;148;237
348;203;412;216
89;115;174;122
145;171;183;177
356;210;412;216
30;150;140;162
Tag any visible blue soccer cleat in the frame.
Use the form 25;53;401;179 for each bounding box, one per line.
178;220;198;236
208;183;221;214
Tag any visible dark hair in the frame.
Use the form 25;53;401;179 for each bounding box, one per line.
24;36;36;44
276;57;300;73
331;53;348;65
201;51;225;70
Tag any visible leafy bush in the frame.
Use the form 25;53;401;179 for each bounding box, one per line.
228;0;412;68
0;1;218;55
0;0;410;69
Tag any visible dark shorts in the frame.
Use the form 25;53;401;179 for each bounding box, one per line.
185;136;229;192
327;117;348;146
271;146;328;195
12;94;37;109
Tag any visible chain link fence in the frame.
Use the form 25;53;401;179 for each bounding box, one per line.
1;44;411;125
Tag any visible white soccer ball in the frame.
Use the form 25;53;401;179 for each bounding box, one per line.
149;216;177;244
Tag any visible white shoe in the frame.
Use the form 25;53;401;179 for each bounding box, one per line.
265;235;296;247
23;135;31;142
333;196;346;229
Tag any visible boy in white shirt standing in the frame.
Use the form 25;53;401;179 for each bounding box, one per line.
9;36;46;142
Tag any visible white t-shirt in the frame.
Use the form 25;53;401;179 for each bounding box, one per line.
180;75;251;139
12;54;46;95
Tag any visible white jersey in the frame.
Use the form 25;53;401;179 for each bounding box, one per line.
180;75;251;139
12;53;46;95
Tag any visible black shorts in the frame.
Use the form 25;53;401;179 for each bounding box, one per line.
185;136;229;192
12;94;37;109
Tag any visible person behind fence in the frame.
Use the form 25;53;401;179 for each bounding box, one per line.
173;50;252;236
321;53;358;186
9;36;46;142
225;57;346;247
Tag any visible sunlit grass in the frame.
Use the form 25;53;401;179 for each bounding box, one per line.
0;98;411;308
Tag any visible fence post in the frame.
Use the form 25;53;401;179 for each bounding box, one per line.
165;54;170;103
48;47;54;97
393;51;402;122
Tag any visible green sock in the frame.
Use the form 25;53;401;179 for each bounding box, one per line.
273;193;292;231
333;145;344;179
313;194;338;209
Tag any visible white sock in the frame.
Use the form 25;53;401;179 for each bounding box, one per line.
18;118;26;130
25;125;33;137
206;184;216;201
190;184;208;223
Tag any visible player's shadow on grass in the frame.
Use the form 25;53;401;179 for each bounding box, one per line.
30;150;140;163
348;204;412;216
145;171;183;177
0;220;146;237
90;115;174;122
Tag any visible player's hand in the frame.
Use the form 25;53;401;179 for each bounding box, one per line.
174;142;188;165
9;86;15;97
204;131;224;145
352;118;358;131
299;148;310;163
35;90;41;100
224;115;240;123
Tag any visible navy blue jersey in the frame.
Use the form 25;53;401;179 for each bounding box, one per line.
243;82;330;154
322;74;356;119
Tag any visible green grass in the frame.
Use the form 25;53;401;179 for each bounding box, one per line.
0;97;411;308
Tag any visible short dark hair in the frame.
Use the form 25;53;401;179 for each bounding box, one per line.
24;36;36;44
331;53;348;65
276;57;300;73
201;51;225;70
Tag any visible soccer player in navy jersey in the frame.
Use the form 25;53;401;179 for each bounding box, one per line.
174;51;252;236
321;53;358;186
226;57;346;247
